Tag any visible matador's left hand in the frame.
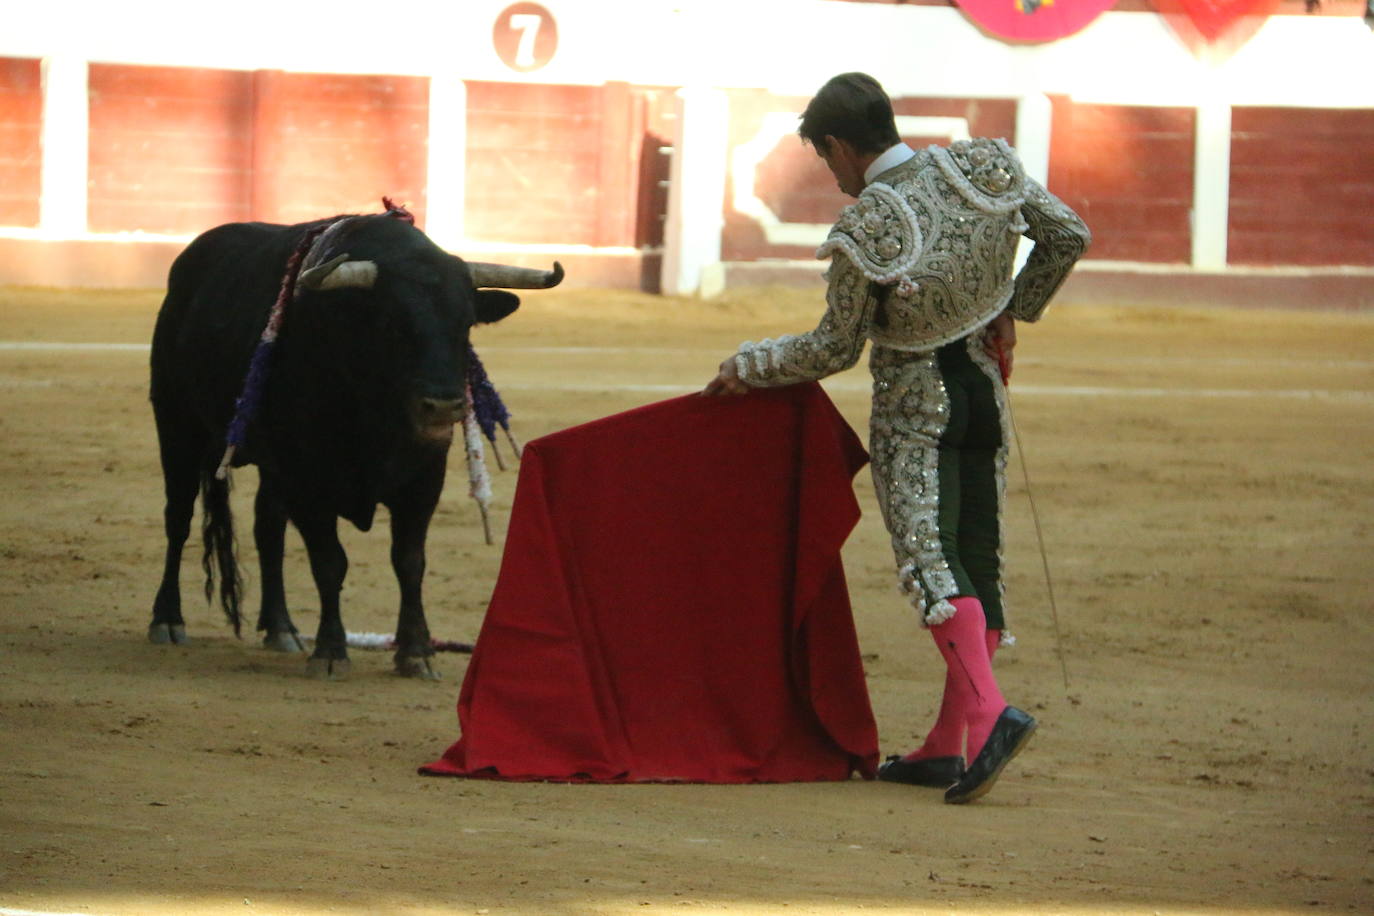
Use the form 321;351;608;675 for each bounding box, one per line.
983;311;1017;381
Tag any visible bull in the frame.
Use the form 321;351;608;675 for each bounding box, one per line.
148;208;562;678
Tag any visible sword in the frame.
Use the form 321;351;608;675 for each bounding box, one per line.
997;342;1071;692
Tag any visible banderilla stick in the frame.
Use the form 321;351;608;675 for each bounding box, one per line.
998;342;1071;692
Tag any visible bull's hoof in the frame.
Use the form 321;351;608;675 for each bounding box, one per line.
262;630;306;653
148;623;188;645
395;655;441;680
306;656;350;681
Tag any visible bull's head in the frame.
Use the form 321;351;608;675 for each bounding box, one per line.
293;217;562;446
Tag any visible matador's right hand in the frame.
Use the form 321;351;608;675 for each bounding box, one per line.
702;356;752;397
983;312;1016;382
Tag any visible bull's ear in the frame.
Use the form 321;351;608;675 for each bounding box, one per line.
474;289;520;324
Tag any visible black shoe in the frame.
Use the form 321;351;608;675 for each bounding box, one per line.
877;754;965;787
944;706;1036;805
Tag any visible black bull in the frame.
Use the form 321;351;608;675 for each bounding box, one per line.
148;213;562;678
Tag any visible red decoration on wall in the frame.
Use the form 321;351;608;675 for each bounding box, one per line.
952;0;1116;42
1150;0;1284;58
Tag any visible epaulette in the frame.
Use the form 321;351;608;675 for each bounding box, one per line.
933;138;1027;217
815;182;924;294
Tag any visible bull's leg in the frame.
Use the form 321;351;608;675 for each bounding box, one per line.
388;506;438;679
149;408;201;645
387;461;445;679
293;512;350;680
253;474;304;653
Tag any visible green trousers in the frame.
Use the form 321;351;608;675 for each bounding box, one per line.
867;334;1010;631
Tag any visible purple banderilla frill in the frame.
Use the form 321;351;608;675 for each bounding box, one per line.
466;343;522;470
214;226;325;480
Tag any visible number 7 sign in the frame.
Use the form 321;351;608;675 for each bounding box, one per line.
493;3;559;72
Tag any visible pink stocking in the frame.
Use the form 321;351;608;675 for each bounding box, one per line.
925;597;1006;762
902;615;1004;763
902;669;965;761
986;628;1002;661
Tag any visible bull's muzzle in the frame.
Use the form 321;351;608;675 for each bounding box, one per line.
413;396;465;444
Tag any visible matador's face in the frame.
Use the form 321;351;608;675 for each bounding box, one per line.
816;136;866;198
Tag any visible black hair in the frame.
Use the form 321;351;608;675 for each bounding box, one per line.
798;72;901;155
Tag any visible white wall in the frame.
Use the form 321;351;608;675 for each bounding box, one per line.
4;0;1373;290
6;0;1372;103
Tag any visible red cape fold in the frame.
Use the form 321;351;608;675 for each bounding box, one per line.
421;383;880;783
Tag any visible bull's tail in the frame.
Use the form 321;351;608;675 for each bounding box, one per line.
200;468;243;636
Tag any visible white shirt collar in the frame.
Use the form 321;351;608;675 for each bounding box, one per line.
864;143;916;186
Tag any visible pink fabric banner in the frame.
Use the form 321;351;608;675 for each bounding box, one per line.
1151;0;1284;57
952;0;1116;42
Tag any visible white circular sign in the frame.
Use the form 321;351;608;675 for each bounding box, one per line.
493;3;558;73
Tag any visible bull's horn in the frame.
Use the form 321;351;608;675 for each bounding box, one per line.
298;255;378;291
467;260;564;289
297;253;348;289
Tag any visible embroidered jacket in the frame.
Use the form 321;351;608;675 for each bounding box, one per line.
735;138;1091;386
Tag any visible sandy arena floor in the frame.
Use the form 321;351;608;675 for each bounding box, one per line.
0;283;1371;916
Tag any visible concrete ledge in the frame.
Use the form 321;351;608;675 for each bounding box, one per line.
1055;268;1374;311
0;237;186;288
0;237;664;292
2;236;1368;310
721;260;1374;311
722;261;827;289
